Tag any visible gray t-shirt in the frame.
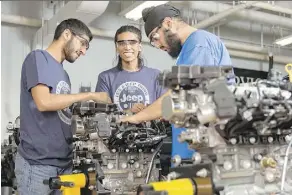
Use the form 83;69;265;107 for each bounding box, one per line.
18;50;73;168
95;66;167;111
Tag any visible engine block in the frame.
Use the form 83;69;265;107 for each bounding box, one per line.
159;65;292;195
70;101;171;194
97;150;160;194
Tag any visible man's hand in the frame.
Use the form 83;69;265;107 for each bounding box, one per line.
130;103;146;113
91;92;112;103
118;115;141;124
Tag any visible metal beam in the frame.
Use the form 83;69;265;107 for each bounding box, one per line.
251;2;292;15
174;1;292;30
194;1;258;29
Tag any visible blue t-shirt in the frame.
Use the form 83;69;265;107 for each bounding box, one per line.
172;29;233;160
18;50;73;168
95;66;167;111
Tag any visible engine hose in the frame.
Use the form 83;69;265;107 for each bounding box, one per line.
134;139;156;146
228;120;250;136
277;119;292;129
160;122;167;134
108;128;164;149
215;128;228;141
224;115;244;130
121;128;157;136
109;128;156;142
228;115;264;136
145;141;164;184
232;115;264;131
224;120;239;132
151;121;160;133
231;128;257;137
276;114;292;128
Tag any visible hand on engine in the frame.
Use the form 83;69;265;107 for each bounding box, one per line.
130;103;146;113
91;92;112;104
118;115;141;124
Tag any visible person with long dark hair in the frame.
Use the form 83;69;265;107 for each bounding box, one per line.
95;25;167;113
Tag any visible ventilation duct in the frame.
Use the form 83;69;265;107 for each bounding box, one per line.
32;1;109;49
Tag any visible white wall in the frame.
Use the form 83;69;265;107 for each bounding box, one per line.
2;1;54;20
1;24;37;140
1;1;291;140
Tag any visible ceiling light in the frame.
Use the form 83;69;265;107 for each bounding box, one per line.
124;1;169;21
274;34;292;46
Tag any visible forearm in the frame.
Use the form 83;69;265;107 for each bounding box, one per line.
134;90;171;122
38;93;93;111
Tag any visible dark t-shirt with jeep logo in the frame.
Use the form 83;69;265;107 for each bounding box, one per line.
95;66;167;111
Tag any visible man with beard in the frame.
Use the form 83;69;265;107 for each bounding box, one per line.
120;5;234;163
15;18;111;195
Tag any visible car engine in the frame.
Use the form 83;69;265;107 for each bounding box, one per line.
1;117;20;195
156;65;292;195
70;101;171;195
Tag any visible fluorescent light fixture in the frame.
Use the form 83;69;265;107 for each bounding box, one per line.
125;1;169;21
274;34;292;46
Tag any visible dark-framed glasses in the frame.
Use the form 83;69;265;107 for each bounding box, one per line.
149;24;163;48
150;33;161;47
71;31;90;50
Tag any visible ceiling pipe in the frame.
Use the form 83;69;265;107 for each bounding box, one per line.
229;49;292;65
194;1;258;29
12;1;286;39
173;1;292;30
32;1;110;49
222;39;269;54
172;4;292;37
251;2;292;15
2;14;292;65
1;14;42;28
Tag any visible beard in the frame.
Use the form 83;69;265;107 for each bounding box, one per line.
163;29;182;58
64;38;77;63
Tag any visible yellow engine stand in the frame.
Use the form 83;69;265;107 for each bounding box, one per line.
285;63;292;82
137;177;214;195
60;173;86;195
43;172;96;195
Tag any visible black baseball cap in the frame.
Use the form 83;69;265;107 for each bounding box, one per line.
142;4;181;37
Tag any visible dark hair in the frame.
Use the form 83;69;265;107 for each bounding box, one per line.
114;25;144;71
53;18;93;41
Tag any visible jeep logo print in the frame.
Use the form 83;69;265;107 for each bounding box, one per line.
113;81;150;110
56;80;72;125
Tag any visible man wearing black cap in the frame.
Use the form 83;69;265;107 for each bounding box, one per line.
120;4;234;160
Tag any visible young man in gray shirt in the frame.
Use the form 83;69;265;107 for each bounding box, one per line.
15;18;110;195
